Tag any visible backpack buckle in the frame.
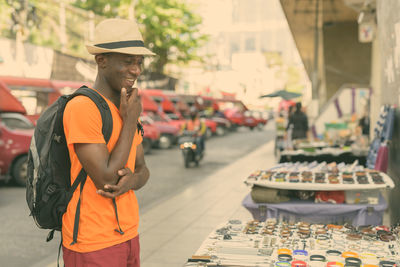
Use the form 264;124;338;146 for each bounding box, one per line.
46;184;56;195
53;134;62;143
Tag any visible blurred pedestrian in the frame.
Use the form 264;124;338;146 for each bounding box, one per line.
62;18;154;267
355;107;370;147
358;111;370;137
286;102;309;141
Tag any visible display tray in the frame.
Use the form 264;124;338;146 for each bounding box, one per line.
186;219;400;267
280;147;368;157
245;170;395;191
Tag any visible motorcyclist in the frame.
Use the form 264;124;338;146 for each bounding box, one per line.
180;107;207;158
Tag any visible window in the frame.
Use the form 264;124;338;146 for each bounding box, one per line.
0;113;34;130
165;111;180;120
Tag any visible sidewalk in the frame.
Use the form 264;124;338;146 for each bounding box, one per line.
139;140;276;267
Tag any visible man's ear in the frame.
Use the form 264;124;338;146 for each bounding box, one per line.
95;54;108;69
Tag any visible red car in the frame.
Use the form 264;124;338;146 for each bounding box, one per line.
140;115;160;154
0;85;34;186
0;113;34;186
162;90;190;118
222;107;245;128
217;98;259;130
139;91;180;149
251;110;268;129
141;89;186;130
243;111;258;130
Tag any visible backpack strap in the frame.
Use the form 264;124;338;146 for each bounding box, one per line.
72;86;113;142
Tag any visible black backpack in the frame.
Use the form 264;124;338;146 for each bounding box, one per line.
26;86;113;243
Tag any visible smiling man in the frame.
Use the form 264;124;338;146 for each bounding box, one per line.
61;18;154;267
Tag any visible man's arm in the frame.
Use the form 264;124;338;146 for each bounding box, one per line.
73;88;141;190
74;121;136;190
129;143;150;190
96;143;150;198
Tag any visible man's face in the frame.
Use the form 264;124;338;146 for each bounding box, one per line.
101;53;144;94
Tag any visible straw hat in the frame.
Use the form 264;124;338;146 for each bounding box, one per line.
86;18;155;56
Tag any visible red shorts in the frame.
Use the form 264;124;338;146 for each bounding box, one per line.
63;235;140;267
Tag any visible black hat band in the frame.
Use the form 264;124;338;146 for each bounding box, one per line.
94;40;145;49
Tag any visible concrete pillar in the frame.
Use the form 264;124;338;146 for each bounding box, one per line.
377;0;400;106
369;33;381;140
376;0;400;224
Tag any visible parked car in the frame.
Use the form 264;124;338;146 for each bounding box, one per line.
0;81;34;186
142;111;180;149
140;115;161;154
243;110;258;130
251;110;268;129
217;98;259;130
140;90;180;149
0;113;34;186
141;89;186;130
222;107;245;129
162;90;190;118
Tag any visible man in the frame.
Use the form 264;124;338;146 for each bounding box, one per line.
62;18;154;267
180;107;207;157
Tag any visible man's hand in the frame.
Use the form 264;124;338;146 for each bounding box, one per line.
119;87;142;125
96;167;137;198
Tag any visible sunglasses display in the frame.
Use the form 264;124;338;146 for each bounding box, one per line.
246;169;394;191
186;220;400;267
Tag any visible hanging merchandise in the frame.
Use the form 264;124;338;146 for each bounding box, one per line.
366;105;395;171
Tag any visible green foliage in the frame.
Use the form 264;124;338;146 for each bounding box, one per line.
73;0;209;74
72;0;119;18
133;0;209;73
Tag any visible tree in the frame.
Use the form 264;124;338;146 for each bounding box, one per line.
72;0;119;18
132;0;208;74
73;0;208;74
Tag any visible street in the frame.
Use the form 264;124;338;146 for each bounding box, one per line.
0;125;274;267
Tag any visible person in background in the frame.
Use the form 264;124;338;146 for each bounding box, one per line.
286;102;309;142
358;111;370;137
180;107;207;157
355;107;370;147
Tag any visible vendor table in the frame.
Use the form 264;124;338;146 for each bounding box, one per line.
278;151;367;166
242;193;387;226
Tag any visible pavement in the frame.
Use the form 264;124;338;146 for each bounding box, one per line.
35;136;391;267
139;139;276;267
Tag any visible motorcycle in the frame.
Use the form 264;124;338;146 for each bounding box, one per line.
178;131;203;168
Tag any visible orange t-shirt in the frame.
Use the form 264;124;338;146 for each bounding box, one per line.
62;89;142;252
